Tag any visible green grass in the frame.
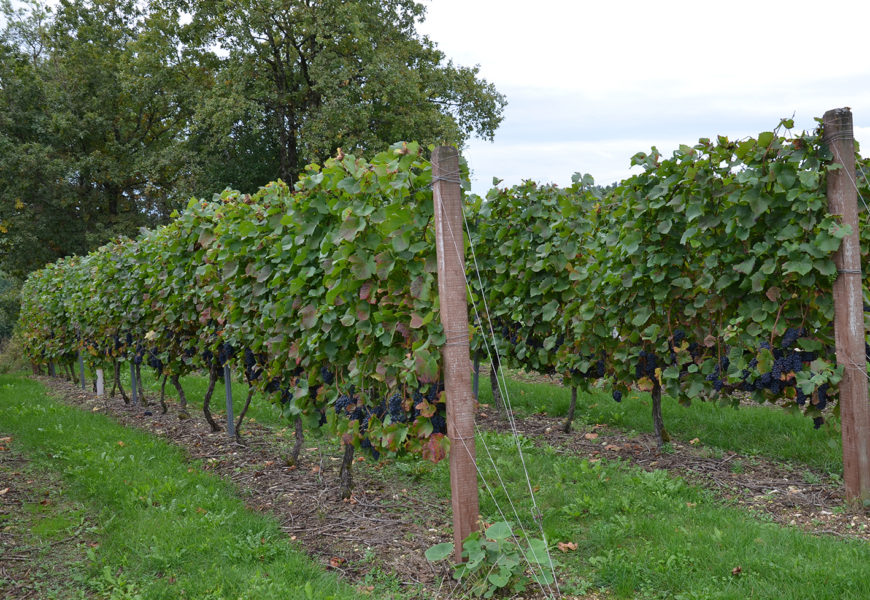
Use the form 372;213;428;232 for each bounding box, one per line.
0;373;359;600
478;374;844;475
387;431;870;599
123;368;866;598
10;369;870;599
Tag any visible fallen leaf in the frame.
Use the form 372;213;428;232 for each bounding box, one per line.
0;436;11;442
604;444;621;451
329;557;345;568
0;488;9;495
556;541;578;552
311;465;320;474
584;432;599;440
731;566;742;576
689;438;700;445
686;502;696;508
117;441;125;447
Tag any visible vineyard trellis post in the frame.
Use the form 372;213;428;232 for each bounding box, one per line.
78;336;86;391
432;146;479;560
824;107;870;503
130;362;139;405
48;361;55;377
96;368;104;397
224;364;235;439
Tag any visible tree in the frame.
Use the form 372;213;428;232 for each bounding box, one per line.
1;0;506;277
0;0;206;277
180;0;506;185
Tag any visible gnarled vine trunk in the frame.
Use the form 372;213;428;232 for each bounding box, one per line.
202;366;220;432
234;388;255;441
563;386;578;433
288;416;304;466
159;374;168;414
113;361;129;404
338;443;355;500
171;374;189;419
652;382;669;449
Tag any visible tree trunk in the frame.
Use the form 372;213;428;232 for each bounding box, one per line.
159;374;168;414
338;442;355;500
202;366;220;432
171;374;189;419
563;386;578;433
113;361;129;404
234;388;255;441
652;383;669;449
288;416;304;466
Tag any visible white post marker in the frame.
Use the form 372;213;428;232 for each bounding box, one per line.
96;368;105;397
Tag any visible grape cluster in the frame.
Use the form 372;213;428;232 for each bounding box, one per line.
217;342;234;367
330;382;447;460
243;348;263;382
147;349;163;372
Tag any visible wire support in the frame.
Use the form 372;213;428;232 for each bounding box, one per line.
432;190;556;598
433;190;561;597
431;169;464;187
830;144;870;215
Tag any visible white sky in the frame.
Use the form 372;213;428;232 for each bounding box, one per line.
418;0;870;194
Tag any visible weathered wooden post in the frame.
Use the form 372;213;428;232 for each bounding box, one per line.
432;146;479;561
224;363;235;439
824;107;870;504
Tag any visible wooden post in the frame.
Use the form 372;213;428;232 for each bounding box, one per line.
433;146;478;561
824;107;870;504
224;364;235;439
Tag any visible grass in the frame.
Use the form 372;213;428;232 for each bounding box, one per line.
477;373;844;475
39;366;870;598
386;431;870;599
0;373;361;600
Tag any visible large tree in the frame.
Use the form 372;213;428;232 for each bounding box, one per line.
1;0;505;277
181;0;506;185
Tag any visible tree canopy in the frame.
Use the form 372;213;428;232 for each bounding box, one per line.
0;0;506;278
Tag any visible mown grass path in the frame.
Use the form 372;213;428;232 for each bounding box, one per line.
0;374;356;600
6;372;870;599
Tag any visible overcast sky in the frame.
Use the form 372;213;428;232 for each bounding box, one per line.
418;0;870;195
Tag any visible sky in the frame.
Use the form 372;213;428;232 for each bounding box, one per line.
417;0;870;195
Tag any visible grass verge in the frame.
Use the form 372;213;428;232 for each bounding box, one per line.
0;373;356;600
477;374;843;475
388;430;870;599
